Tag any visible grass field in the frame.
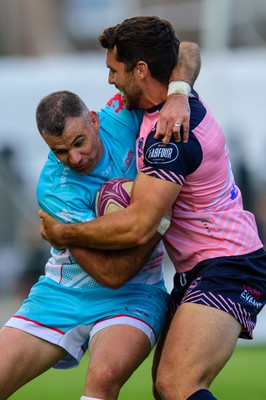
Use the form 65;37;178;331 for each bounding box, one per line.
10;344;266;399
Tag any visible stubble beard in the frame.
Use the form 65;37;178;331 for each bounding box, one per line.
121;87;143;111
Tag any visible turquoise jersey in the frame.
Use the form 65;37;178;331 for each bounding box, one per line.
36;93;165;289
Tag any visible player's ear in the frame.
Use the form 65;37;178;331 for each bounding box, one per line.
135;61;148;79
88;111;100;130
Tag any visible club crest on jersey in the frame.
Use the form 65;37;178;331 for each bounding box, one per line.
144;142;179;164
106;93;124;113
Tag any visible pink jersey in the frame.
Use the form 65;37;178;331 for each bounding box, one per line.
137;92;263;273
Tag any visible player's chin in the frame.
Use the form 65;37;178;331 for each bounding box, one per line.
74;165;92;175
123;98;136;111
122;94;139;111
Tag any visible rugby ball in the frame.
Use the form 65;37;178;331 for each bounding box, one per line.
95;178;133;217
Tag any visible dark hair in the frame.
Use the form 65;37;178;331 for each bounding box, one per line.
36;90;88;136
98;16;179;85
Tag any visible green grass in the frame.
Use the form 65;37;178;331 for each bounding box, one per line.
10;345;266;399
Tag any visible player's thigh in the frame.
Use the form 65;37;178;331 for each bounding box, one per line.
157;303;242;384
0;326;66;396
87;324;151;382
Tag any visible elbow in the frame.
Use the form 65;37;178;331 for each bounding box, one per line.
134;226;157;247
126;223;156;247
118;208;155;247
136;234;152;247
181;41;200;51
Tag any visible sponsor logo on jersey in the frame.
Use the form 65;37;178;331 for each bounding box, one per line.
60;166;70;187
121;148;135;173
100;164;112;177
230;182;238;200
124;149;134;167
144;142;179;164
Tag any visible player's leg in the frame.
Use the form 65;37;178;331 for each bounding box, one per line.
0;326;66;399
154;303;241;400
83;324;151;400
79;280;169;399
152;310;172;400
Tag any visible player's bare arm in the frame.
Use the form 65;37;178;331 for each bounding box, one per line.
39;173;181;250
157;41;201;144
69;233;161;289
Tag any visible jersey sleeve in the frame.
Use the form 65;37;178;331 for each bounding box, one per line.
36;151;96;223
140;130;202;185
140;91;205;185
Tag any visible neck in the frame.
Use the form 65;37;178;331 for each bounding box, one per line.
140;81;168;109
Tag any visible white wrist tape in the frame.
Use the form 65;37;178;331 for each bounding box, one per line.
157;216;171;236
167;81;191;97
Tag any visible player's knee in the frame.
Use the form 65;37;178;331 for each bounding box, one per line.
86;362;121;393
155;371;178;399
156;374;196;400
155;366;191;399
155;367;214;400
153;380;164;400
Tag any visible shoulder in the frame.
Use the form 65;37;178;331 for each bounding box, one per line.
37;151;90;196
188;90;207;131
37;152;96;223
99;93;143;132
37;151;60;190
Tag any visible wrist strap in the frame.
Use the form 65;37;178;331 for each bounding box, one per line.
167;81;191;97
157;216;171;236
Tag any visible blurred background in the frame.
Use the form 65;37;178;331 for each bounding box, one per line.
0;0;266;343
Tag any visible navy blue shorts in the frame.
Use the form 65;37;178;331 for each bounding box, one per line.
170;248;266;339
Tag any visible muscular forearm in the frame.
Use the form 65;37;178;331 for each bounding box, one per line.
70;232;161;289
39;175;176;252
58;211;167;252
40;205;157;250
51;205;154;250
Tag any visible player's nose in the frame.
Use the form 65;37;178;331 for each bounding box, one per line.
69;149;82;165
108;71;115;84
